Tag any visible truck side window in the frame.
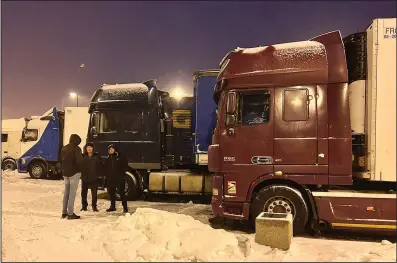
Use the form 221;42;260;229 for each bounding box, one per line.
283;88;309;121
98;112;118;133
123;112;142;132
23;129;38;141
241;93;271;125
1;134;8;142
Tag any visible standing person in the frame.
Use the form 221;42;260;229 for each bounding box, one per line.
104;144;128;213
60;134;84;220
81;142;102;212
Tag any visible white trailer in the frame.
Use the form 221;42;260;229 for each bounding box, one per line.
63;107;90;149
349;18;396;182
1;118;28;170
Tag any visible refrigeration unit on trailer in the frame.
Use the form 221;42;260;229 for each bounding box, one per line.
88;70;219;199
17;107;89;179
209;18;396;235
63;107;90;150
1;118;28;171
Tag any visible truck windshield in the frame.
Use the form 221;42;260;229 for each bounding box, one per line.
93;111;142;134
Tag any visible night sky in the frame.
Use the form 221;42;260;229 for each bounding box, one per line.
2;1;396;119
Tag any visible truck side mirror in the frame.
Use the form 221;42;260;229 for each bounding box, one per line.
226;92;237;114
90;126;98;137
225;114;236;127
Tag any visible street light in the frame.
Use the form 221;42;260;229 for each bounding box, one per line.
172;87;184;100
70;92;79;107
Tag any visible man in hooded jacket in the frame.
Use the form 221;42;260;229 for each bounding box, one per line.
104;144;129;213
81;142;102;212
60;134;84;220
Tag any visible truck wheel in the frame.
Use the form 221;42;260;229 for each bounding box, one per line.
124;171;141;200
28;163;47;179
1;159;17;171
250;185;309;235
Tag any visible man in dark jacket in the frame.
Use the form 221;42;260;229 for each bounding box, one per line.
81;142;102;212
60;134;84;220
104;144;128;213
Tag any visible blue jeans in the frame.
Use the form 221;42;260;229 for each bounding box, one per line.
62;173;81;215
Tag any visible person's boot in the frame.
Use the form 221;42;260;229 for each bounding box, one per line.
106;206;116;212
61;213;68;219
67;213;81;220
81;206;87;211
106;201;116;212
92;206;99;212
122;201;128;213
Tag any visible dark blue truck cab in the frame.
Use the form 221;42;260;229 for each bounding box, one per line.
87;70;219;199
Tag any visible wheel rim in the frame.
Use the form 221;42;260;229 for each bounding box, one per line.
31;165;43;177
125;180;129;194
4;162;15;170
264;196;295;218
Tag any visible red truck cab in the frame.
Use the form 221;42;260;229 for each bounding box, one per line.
209;31;356;234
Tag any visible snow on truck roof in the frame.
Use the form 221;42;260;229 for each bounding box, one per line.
101;83;148;91
219;40;326;79
90;82;150;104
217;31;347;86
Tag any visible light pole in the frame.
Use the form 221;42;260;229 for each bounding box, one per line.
70;92;79;107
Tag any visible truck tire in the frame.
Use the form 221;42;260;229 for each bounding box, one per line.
1;159;17;171
116;171;141;201
28;162;47;179
250;185;309;235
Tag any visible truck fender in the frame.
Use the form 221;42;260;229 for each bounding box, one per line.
1;156;16;163
303;187;323;236
247;175;313;201
246;175;293;200
125;170;138;187
26;157;49;171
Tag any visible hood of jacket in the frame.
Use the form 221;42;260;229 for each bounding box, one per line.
69;134;82;145
83;142;95;154
107;144;119;157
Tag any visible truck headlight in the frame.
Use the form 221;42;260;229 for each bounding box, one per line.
212;188;218;196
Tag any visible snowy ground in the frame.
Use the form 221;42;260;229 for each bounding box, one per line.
2;170;396;262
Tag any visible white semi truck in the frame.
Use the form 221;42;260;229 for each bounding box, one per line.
17;107;89;178
1;118;29;170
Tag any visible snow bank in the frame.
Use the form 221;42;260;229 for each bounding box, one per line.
92;208;397;262
97;208;246;262
2;172;396;262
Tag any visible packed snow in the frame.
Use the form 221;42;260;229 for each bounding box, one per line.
2;170;396;262
98;83;149;102
240;40;324;55
102;83;148;90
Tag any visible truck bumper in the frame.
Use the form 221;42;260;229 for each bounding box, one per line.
17;158;28;173
211;199;250;220
211;174;250;220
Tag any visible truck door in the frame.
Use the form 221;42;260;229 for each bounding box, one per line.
273;86;326;183
117;110;144;166
90;111;121;157
220;89;274;202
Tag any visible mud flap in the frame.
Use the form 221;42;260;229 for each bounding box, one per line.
304;188;322;236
